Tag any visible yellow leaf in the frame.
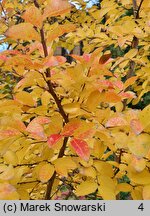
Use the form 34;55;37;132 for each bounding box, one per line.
124;76;138;90
63;102;80;114
99;7;113;19
112;131;128;149
47;24;76;43
10;167;27;185
43;0;71;20
41;91;51;106
115;183;132;194
86;90;101;111
98;176;116;200
0;183;19;200
141;0;150;8
108;26;123;37
118;37;127;47
92;140;106;158
124;49;138;59
3;150;18;166
127;134;150;158
80;167;97;179
115;102;124;112
78;158;93;168
75;180;97;196
128;170;150;185
0;165;14;180
17;188;29;200
54;157;77;177
131;187;143;200
15;91;35;107
5;23;40;41
143;185;150;200
139;104;150;130
130;155;146;172
94;161;113;177
22;6;43;28
38;164;55;183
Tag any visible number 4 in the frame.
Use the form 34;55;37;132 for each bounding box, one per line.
138;203;144;211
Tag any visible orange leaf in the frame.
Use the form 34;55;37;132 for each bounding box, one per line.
22;6;43;28
103;92;122;103
11;119;26;132
61;120;81;136
124;76;138;90
47;134;62;148
130;119;144;135
0;129;20;140
43;0;71;20
77;128;96;140
70;138;90;161
119;91;136;99
5;23;40;41
38;164;54;183
26;122;46;140
70;54;86;64
47;24;76;43
0;54;8;62
44;56;66;67
31;116;50;125
113;81;124;90
105;116;127;127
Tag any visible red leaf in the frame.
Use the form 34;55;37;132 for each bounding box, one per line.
61;120;81;136
70;138;90;161
99;54;112;65
47;134;62;148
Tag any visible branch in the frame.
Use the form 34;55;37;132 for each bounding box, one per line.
34;1;68;123
135;0;144;19
40;27;68;122
123;0;144;110
34;0;69;200
45;137;69;200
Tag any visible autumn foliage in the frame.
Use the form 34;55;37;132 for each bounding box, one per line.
0;0;150;200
